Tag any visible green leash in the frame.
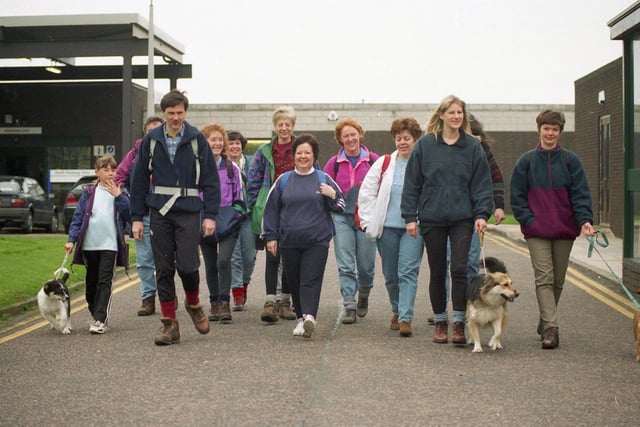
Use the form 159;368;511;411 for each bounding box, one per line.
586;231;640;310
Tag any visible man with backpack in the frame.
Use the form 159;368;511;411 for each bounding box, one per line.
115;115;162;316
130;90;220;346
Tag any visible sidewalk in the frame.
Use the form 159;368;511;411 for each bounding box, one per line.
488;224;623;283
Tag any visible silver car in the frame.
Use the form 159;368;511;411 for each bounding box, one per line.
0;176;59;233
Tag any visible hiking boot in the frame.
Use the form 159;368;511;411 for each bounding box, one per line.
279;299;297;320
390;314;400;330
399;321;412;337
242;282;250;304
261;301;279;323
154;318;180;345
137;296;155;316
542;326;559;349
342;307;357;324
232;288;245;311
356;294;369;317
184;302;210;334
452;322;467;345
433;321;448;343
219;302;233;323
208;302;221;321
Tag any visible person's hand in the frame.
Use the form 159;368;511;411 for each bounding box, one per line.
266;240;278;256
475;218;487;233
318;183;337;199
493;208;505;225
64;242;74;253
202;218;215;237
406;221;418;238
581;222;597;237
132;220;144;241
103;179;121;198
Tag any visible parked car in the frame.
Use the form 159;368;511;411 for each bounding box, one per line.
63;175;96;233
0;176;59;233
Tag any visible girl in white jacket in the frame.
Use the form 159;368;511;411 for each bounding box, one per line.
358;117;424;337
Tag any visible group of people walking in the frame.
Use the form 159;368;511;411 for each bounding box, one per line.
64;90;597;350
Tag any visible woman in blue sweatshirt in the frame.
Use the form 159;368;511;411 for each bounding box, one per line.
262;134;345;339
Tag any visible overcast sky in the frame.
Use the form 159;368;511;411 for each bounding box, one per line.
1;0;634;105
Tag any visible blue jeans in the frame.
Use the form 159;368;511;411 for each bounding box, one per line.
333;213;376;309
231;215;256;289
200;235;238;303
136;215;157;300
376;227;423;323
444;231;481;302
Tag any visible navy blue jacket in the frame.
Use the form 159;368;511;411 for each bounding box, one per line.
401;130;493;228
130;121;220;221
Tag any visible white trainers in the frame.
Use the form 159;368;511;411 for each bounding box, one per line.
303;315;316;338
89;320;106;334
293;319;305;336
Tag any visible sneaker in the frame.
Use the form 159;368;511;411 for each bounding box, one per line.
208;302;221;321
341;307;357;324
184;301;210;335
303;315;316;338
137;296;155;316
154;318;180;345
293;319;305;336
542;326;559;349
279;300;297;320
452;322;466;345
390;314;400;330
433;321;448;343
219;301;233;324
399;321;412;337
261;301;279;323
231;288;245;311
89;320;106;334
356;294;369;317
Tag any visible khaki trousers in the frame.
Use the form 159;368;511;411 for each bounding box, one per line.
526;237;574;330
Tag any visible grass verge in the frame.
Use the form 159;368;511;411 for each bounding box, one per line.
0;235;135;316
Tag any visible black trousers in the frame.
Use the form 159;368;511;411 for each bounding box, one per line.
264;249;290;296
423;224;472;314
150;208;201;303
83;250;116;323
280;244;329;318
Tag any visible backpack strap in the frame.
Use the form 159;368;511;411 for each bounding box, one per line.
376;154;391;195
279;169;327;193
150;138;201;216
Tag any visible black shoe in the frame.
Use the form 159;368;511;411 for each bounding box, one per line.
342;308;357;324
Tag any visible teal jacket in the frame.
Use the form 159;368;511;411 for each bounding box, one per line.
401;130;493;229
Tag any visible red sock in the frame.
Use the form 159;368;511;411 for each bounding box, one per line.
185;290;199;306
160;301;176;319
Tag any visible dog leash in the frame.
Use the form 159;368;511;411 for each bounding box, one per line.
586;230;640;310
54;251;70;280
478;229;487;272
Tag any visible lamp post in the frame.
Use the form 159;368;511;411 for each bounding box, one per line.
147;0;155;117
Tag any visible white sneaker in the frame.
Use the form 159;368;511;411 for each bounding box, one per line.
303;315;316;338
293;319;305;336
89;320;106;334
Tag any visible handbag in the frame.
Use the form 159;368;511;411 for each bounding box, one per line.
214;201;245;240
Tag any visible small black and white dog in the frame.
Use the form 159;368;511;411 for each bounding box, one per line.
37;268;72;334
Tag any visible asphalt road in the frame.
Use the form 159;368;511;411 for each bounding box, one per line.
0;230;638;426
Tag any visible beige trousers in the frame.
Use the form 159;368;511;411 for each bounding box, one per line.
526;237;574;330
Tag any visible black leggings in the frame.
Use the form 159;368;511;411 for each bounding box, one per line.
423;224;472;314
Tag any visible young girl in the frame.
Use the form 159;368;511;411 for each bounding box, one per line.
65;154;130;334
